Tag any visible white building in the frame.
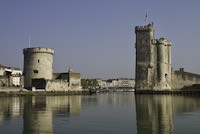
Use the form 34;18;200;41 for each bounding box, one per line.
116;79;135;88
0;68;5;76
97;78;135;89
12;75;22;87
0;65;22;87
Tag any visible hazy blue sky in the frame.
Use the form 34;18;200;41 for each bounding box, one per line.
0;0;200;79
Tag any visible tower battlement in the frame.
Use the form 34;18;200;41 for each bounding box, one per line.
135;23;154;32
157;38;172;46
23;47;54;55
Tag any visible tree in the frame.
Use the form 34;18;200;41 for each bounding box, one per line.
81;79;99;89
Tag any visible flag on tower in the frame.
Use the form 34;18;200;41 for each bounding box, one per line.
145;13;148;22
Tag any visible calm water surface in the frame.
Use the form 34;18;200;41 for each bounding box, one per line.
0;93;200;134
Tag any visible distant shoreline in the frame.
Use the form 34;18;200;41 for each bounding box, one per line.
1;87;200;96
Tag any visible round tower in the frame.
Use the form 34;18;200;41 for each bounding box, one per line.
23;47;54;89
157;38;172;90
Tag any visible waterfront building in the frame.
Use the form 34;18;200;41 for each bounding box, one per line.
115;78;135;88
96;79;107;89
95;78;135;89
0;64;22;87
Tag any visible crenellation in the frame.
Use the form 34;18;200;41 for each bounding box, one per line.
135;26;151;32
157;38;172;46
135;23;154;32
23;47;54;55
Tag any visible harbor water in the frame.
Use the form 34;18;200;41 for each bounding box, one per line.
0;92;200;134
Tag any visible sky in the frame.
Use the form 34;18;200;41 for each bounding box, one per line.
0;0;200;79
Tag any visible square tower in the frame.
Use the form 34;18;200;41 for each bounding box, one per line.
135;23;157;91
135;23;172;92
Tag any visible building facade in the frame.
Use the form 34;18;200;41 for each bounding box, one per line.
0;65;23;87
97;78;135;89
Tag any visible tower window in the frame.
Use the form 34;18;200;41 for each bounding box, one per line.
33;70;38;73
165;74;168;80
38;60;40;63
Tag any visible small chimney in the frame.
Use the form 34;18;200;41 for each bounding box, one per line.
180;68;184;72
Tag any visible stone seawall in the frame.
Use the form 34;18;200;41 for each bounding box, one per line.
45;80;70;92
0;87;89;96
172;71;200;90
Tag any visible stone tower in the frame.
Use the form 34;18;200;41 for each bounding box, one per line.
135;23;157;90
157;38;172;90
135;23;172;92
23;47;54;89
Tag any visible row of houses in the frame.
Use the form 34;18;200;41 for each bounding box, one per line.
0;63;135;90
96;78;135;89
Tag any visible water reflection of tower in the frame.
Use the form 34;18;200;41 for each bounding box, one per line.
23;96;81;134
135;95;173;134
23;96;53;134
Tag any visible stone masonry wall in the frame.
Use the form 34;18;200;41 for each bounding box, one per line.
69;73;82;91
172;71;200;90
45;80;70;91
0;76;8;87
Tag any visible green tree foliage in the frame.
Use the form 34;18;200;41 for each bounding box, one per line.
81;79;98;89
